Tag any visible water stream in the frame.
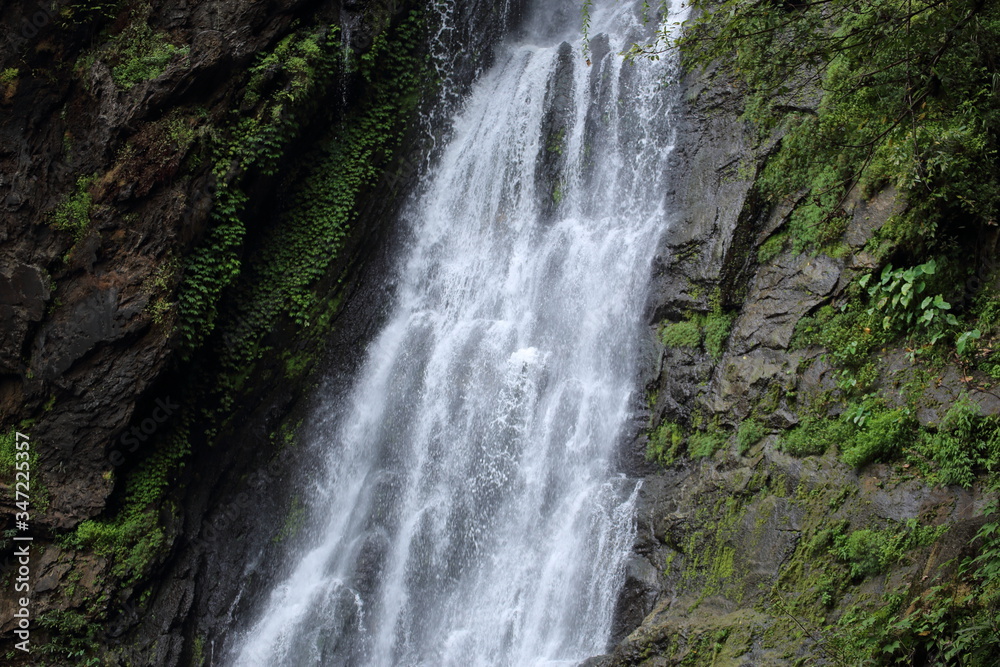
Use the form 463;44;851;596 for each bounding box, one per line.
229;0;687;663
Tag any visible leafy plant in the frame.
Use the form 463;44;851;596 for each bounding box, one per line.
780;417;855;458
841;405;915;468
832;519;941;580
703;311;734;361
50;175;96;240
859;259;958;345
917;394;1000;487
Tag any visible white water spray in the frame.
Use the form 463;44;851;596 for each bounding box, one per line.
229;0;688;664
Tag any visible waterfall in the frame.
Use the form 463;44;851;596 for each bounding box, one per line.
227;0;688;664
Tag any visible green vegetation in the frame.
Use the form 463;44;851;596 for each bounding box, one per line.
0;426;46;508
60;9;434;613
63;428;189;583
780;416;854;458
50;175;95;241
859;259;972;347
0;67;18;103
0;428;19;477
546;127;566;156
175;25;346;355
833;503;1000;664
659;318;701;348
629;0;1000;655
37;609;101;664
688;430;726;459
659;302;734;361
915;395;1000;488
840;402;915;469
639;0;1000;260
646;420;684;466
177;11;429;360
272;496;306;544
831;519;941;580
110;24;188;89
702;311;734;361
735;418;764;455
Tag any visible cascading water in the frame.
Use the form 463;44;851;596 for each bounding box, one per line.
228;0;688;664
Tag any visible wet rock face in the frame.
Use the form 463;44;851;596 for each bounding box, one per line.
0;263;49;371
602;46;996;667
0;0;453;661
535;40;575;221
0;0;321;536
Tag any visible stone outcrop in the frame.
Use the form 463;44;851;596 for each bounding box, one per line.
595;55;999;666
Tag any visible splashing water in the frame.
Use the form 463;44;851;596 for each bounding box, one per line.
228;0;689;664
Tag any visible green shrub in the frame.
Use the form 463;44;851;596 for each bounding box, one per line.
832;519;941;580
841;407;915;468
703;311;734;361
51;176;95;240
859;259;959;346
689;430;727;458
109;21;189;89
660;319;702;348
918;394;1000;487
735;418;765;454
647;421;684;466
781;417;856;457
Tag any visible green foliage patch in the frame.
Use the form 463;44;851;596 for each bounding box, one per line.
50;175;96;241
175;24;346;355
646;420;684;467
831;519;941;580
780;416;855;458
659;318;701;348
641;0;1000;260
688;430;727;459
735;418;765;455
915;394;1000;488
659;304;734;361
834;501;1000;664
110;24;187;89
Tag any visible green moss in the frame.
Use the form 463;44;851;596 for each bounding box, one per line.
272;496;306;544
0;428;17;477
840;406;915;468
660;318;702;348
689;430;727;458
757;232;786;264
735;418;765;455
647;421;684;466
0;67;18;103
831;519;942;580
703;311;734;361
546;126;566;156
780;416;855;457
552;180;565;205
0;425;46;507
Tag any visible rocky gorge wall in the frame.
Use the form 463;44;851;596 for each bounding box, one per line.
0;0;519;663
1;0;997;665
591;58;1000;666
